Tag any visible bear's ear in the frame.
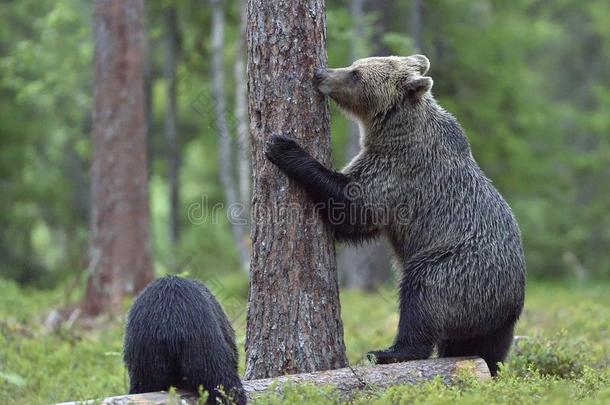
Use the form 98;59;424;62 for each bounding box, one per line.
410;54;430;75
406;76;433;99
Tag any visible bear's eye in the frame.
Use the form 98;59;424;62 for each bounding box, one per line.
350;70;361;82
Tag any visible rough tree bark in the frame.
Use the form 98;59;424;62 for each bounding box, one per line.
245;0;348;379
164;5;181;247
83;0;154;316
210;0;251;273
339;0;392;291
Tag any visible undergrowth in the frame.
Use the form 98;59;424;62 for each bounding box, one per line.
1;278;608;404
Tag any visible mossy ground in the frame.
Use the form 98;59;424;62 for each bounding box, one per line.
1;278;608;404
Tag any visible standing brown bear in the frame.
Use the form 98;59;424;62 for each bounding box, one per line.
265;55;526;376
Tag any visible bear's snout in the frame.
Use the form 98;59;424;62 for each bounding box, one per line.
313;68;333;95
313;68;328;85
313;68;328;82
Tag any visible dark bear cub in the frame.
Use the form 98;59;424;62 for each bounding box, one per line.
124;276;246;405
265;55;526;376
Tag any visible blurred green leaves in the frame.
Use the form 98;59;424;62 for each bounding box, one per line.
1;0;610;284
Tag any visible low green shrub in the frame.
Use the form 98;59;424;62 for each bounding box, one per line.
1;279;609;404
508;333;585;377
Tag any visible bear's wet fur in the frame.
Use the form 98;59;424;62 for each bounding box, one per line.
265;55;526;376
124;276;246;404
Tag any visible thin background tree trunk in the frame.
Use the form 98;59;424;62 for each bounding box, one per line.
367;0;393;56
235;0;251;212
245;0;348;379
346;0;366;160
210;0;250;272
339;0;391;291
410;0;424;53
83;0;154;316
143;8;154;181
165;5;181;248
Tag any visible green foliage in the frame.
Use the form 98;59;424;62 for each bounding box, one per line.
0;281;127;404
405;1;609;279
509;334;585;378
1;0;610;284
1;278;609;404
254;383;341;405
1;1;609;403
0;0;92;286
350;366;610;405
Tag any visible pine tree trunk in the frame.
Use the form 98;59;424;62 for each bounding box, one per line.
84;0;154;316
164;5;181;248
245;0;348;379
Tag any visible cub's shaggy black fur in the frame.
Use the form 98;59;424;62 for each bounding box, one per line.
265;55;526;376
124;276;246;404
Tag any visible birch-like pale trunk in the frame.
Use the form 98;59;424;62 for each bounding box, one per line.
210;0;250;273
165;5;181;247
235;0;251;211
410;0;424;53
339;0;392;291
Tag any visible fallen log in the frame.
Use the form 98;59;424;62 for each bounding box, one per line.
242;356;490;399
56;356;490;405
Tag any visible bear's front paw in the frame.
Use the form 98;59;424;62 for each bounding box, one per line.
264;134;304;167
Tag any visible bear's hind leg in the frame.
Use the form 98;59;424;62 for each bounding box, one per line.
367;292;435;364
437;323;514;376
179;345;245;405
127;349;176;394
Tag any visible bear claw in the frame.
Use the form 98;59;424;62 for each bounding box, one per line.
264;134;303;166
